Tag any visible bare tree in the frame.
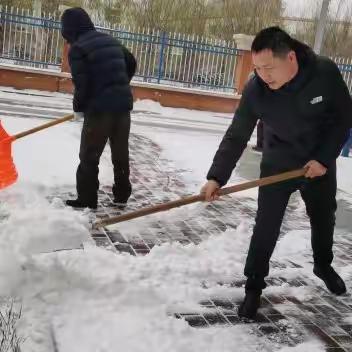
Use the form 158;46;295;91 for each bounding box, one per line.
0;0;31;7
126;0;179;30
5;0;352;59
323;0;352;56
293;0;352;57
208;0;284;41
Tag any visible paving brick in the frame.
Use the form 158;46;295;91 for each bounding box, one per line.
184;315;209;328
203;312;229;325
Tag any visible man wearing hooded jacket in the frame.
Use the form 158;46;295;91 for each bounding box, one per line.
201;27;352;319
61;7;136;209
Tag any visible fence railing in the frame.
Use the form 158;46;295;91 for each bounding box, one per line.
3;6;352;95
103;27;240;92
0;6;241;93
333;56;352;94
0;8;63;69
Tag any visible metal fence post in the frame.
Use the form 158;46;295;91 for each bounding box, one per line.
157;31;167;84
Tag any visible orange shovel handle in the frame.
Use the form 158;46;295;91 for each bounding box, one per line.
0;114;74;190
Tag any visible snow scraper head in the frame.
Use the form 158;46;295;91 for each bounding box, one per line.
0;121;18;190
0;114;74;190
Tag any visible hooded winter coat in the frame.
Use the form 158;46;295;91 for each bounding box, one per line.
207;42;352;185
61;7;136;113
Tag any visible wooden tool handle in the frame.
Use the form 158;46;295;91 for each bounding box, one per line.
218;168;306;196
93;168;306;229
13;114;74;140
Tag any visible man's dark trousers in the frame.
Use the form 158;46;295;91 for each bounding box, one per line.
76;112;131;204
244;163;337;291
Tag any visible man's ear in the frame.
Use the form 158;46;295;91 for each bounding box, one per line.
287;50;297;63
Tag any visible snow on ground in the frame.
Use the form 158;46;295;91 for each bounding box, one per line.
133;99;233;122
1;94;349;351
337;157;352;195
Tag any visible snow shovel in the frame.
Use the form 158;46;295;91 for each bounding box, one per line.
0;114;74;190
93;168;307;229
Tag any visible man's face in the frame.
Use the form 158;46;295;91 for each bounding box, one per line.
252;49;298;90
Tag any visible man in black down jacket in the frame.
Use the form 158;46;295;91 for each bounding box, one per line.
201;27;352;319
61;7;136;209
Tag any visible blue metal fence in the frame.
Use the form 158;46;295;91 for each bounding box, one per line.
0;8;63;69
101;25;241;92
0;7;241;93
334;57;352;93
4;7;352;94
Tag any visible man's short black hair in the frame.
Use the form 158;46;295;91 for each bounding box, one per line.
251;27;296;57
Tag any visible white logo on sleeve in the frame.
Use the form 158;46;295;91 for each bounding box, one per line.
310;96;323;104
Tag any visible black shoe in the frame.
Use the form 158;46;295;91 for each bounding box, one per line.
313;265;346;295
113;183;132;205
238;290;261;319
65;199;97;210
252;146;263;152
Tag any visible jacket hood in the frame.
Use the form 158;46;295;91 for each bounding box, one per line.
61;7;95;44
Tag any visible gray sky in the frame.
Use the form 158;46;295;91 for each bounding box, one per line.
284;0;352;19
